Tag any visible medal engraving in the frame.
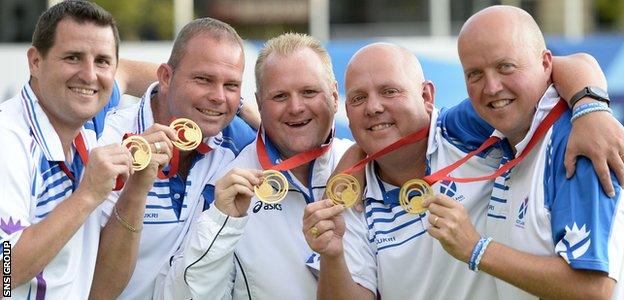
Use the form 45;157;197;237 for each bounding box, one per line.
122;135;152;171
170;118;202;151
326;174;361;208
399;179;433;214
255;170;288;204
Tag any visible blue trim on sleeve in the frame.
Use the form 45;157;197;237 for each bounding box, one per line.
438;98;495;156
545;111;622;273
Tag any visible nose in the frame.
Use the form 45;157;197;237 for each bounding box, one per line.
209;87;227;104
286;94;305;115
483;72;503;96
78;60;97;83
364;94;384;116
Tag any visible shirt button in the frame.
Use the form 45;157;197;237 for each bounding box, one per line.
173;193;181;200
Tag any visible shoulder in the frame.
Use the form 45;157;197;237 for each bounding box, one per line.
216;116;257;156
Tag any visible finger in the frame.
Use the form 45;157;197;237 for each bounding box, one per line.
592;159;615;197
303;199;336;219
609;153;624;192
303;200;344;228
564;148;578;179
426;202;454;222
422;194;457;209
353;198;365;213
143;124;178;142
313;219;336;234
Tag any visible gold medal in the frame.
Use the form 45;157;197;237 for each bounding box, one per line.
326;174;361;208
170;118;202;151
255;170;289;204
122;135;152;171
399;179;433;214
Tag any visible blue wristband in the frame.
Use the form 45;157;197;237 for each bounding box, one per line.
469;237;487;271
474;237;493;272
571;102;611;123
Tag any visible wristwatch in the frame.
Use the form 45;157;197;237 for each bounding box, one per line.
569;86;610;107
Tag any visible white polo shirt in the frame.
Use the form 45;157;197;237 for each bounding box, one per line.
155;132;357;300
0;84;108;299
341;100;501;299
99;82;256;300
485;86;624;299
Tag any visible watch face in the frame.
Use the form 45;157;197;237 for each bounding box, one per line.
588;86;610;99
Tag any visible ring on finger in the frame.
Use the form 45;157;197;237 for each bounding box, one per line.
309;226;319;238
432;216;439;227
154;141;163;154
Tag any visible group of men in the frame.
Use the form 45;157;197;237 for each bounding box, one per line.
1;1;623;299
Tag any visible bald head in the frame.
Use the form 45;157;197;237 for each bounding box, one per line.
459;5;545;57
347;43;425;84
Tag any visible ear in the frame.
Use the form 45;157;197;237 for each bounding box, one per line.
27;47;42;77
541;49;553;76
255;91;263;111
422;80;436;114
157;63;174;94
330;81;339;112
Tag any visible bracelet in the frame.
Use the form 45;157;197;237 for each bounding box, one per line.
468;237;487;271
571;102;612;123
113;205;142;233
473;237;493;272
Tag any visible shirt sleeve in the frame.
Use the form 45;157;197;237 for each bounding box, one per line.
155;205;247;299
438;98;494;152
546;121;624;279
342;207;378;294
0;127;35;248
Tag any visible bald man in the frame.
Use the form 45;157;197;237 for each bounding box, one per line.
425;5;624;300
302;39;619;299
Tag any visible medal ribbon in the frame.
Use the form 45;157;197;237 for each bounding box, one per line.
58;132;89;182
339;126;430;175
423;100;567;185
256;127;332;171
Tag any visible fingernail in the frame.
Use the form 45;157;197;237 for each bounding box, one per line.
609;191;615;198
566;171;571;179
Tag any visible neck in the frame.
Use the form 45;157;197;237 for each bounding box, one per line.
375;141;428;187
289;163;311;187
151;92;171;126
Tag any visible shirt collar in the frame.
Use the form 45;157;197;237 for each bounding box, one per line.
490;84;560;157
20;83;66;161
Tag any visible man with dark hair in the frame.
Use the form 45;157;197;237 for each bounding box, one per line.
94;17;256;299
0;1;172;298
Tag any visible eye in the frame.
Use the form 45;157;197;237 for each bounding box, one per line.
382;88;399;97
272;93;287;102
95;58;111;67
195;76;210;83
302;89;319;98
64;55;79;63
348;94;366;105
466;70;483;82
498;63;515;73
225;82;240;91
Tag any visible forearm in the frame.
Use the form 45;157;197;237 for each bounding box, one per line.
318;253;374;300
11;190;98;286
182;207;245;297
552;54;607;107
479;242;614;300
116;58;159;97
238;103;261;130
89;181;149;299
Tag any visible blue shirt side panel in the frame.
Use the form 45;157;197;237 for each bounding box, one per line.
92;81;120;138
438;98;495;154
545;111;621;273
202;184;216;211
218;116;257;156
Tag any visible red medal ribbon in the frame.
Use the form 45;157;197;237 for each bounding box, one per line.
423;100;567;184
339;126;430;175
58;132;89;182
256;127;332;171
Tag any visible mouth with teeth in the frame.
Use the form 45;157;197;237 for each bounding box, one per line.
488;99;513;109
368;122;395;131
70;87;96;96
285;119;311;128
196;108;223;116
